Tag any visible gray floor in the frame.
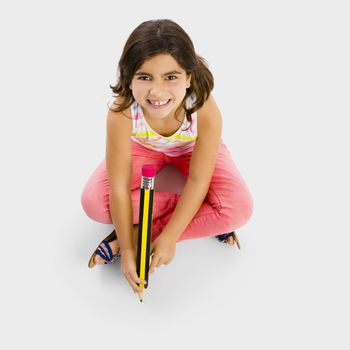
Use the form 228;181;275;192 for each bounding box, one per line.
2;1;349;349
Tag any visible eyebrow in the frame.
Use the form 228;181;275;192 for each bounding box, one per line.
134;70;182;76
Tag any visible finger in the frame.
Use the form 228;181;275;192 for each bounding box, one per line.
156;257;163;268
148;255;156;273
126;272;147;293
125;273;140;293
131;271;147;286
149;254;160;273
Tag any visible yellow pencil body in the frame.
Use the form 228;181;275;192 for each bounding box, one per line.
136;165;155;299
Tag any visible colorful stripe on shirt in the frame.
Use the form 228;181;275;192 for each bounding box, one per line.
130;93;198;157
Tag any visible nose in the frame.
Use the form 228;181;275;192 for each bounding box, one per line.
148;80;166;97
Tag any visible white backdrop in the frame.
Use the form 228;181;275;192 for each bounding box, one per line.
1;0;349;349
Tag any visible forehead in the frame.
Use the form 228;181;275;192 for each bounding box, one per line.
137;54;184;73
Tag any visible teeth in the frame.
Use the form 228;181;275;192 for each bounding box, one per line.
149;99;169;106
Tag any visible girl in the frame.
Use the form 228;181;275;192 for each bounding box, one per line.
81;19;254;294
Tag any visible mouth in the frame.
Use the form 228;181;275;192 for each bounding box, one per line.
146;99;171;109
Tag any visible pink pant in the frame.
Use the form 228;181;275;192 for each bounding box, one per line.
81;139;254;243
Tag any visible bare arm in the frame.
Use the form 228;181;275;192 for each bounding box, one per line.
109;188;134;252
163;178;210;241
162;94;223;241
105;97;134;251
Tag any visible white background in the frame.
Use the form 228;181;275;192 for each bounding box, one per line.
1;0;349;349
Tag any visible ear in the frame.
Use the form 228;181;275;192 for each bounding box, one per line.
186;74;191;89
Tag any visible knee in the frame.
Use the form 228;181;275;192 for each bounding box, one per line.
219;189;254;230
81;185;112;224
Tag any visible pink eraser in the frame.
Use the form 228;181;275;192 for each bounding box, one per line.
142;164;156;178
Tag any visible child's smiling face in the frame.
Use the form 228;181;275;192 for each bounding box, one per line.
129;53;191;121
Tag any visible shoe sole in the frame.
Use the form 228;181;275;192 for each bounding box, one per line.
232;232;241;249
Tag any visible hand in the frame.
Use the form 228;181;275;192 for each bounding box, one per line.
120;247;147;294
149;233;177;274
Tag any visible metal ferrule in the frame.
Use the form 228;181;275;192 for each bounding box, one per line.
141;176;154;190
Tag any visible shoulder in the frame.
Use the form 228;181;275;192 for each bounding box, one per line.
196;94;222;137
106;96;134;189
110;95;132;118
185;94;222;183
107;95;133;135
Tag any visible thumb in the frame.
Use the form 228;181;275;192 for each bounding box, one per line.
149;253;158;274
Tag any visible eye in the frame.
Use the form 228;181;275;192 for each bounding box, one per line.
137;75;177;81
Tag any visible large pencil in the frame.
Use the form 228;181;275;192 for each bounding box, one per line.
136;164;156;302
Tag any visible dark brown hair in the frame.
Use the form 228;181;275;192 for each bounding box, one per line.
108;19;214;128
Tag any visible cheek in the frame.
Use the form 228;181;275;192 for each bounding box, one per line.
174;83;188;97
169;83;186;95
131;84;147;98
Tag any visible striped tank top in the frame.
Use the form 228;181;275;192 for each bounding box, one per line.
130;93;198;157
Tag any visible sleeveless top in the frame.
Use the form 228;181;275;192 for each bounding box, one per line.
130;93;198;157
